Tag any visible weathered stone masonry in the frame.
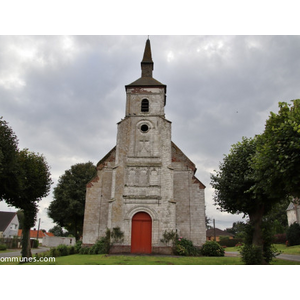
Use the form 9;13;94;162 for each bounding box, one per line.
82;39;206;253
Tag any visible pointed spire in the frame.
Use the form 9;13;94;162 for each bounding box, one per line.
142;39;153;63
141;38;154;77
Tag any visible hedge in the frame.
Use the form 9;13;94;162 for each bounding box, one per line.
217;238;243;247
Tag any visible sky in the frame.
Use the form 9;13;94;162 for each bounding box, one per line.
1;35;300;231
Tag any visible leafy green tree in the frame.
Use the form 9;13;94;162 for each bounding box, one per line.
252;100;300;200
1;118;52;258
48;162;96;240
49;225;64;236
225;221;247;238
206;216;212;229
14;149;52;258
211;137;278;264
0;117;19;200
264;197;290;234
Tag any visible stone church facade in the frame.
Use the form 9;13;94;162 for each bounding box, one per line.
82;39;206;254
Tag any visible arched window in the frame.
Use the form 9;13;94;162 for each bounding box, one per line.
141;99;149;112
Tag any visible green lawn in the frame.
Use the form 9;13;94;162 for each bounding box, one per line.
0;249;19;254
225;244;300;255
30;254;245;265
2;243;300;265
272;244;300;255
1;253;299;265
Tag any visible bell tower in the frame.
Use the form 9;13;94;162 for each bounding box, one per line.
108;39;175;251
125;39;166;118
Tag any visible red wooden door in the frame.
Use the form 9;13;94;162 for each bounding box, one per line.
131;212;152;254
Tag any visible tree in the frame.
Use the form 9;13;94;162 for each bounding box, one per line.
48;162;96;240
252;100;300;200
1;118;52;258
13;149;52;258
205;216;212;229
49;225;64;236
263;197;290;234
0;117;19;201
225;221;247;238
210;137;279;263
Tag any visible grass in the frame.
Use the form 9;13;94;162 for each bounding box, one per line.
1;253;300;265
225;244;300;255
29;254;244;265
0;249;19;253
273;244;300;255
2;243;300;265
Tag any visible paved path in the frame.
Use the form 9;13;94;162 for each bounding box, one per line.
0;247;50;258
225;251;300;262
276;253;300;262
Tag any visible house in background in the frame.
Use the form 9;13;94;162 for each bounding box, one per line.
286;202;300;226
18;229;54;245
206;228;234;242
0;211;19;238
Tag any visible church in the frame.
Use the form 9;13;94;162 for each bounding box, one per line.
82;38;206;254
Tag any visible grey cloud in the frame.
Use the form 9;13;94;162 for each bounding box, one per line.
1;35;299;230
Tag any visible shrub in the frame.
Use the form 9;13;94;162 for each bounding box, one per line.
219;236;231;241
50;247;59;257
89;237;110;254
56;244;69;256
160;230;177;246
240;244;264;265
274;233;287;244
218;238;243;247
68;245;75;255
75;240;82;253
240;221;278;264
35;250;51;259
173;237;200;256
111;227;124;244
0;243;7;250
286;222;300;246
79;246;90;254
200;241;225;257
32;239;39;248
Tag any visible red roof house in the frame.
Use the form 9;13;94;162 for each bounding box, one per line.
18;229;54;244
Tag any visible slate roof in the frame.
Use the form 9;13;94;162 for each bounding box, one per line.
0;211;17;232
126;76;166;88
125;38;166;90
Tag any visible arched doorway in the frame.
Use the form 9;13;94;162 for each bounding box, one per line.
131;212;152;254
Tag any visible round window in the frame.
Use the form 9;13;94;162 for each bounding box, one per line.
140;124;149;132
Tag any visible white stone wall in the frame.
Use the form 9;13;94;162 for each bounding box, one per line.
108;85;176;247
43;236;76;247
287;205;300;226
125;87;165;117
82;149;115;245
172;143;206;246
82;82;206;251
